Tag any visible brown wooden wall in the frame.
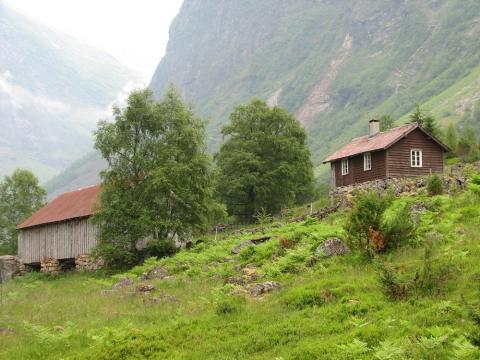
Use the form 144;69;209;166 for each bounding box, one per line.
18;217;98;263
333;150;387;187
387;128;444;177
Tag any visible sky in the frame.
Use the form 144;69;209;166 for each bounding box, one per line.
5;0;184;83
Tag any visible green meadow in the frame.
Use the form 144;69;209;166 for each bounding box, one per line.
1;181;480;359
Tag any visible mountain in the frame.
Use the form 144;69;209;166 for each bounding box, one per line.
0;2;139;182
150;0;480;173
47;0;480;194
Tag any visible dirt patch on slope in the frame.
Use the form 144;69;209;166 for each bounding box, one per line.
297;33;353;127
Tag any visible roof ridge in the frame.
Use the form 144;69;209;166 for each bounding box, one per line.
57;184;100;196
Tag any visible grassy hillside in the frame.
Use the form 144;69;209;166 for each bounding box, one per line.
1;172;479;359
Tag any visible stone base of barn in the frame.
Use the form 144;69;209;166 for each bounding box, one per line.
75;254;104;271
40;257;61;274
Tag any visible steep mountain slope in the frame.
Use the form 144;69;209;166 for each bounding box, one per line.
0;2;138;181
150;0;480;175
47;0;480;195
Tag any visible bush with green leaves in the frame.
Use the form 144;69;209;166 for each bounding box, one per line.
380;199;416;250
467;174;480;196
427;174;444;196
344;190;393;253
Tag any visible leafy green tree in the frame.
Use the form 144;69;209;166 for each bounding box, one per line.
0;169;46;254
409;104;438;136
215;99;314;222
444;122;459;155
379;114;395;131
92;87;218;269
458;126;480;162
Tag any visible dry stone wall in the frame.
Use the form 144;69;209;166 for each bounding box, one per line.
330;163;476;207
75;254;104;271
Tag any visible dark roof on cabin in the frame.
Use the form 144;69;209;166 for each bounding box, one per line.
17;185;101;229
323;123;449;163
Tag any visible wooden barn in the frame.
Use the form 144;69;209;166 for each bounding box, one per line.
17;185;100;264
323;120;449;188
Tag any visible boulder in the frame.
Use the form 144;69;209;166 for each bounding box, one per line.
316;238;351;257
0;255;25;283
231;240;253;254
113;277;134;289
141;266;169;280
136;283;155;293
248;281;281;297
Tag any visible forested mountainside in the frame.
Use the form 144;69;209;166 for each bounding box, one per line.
48;0;480;194
0;2;138;182
151;0;480;171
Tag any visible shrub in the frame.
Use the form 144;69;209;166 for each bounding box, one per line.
427;174;444;196
380;200;416;250
375;260;408;301
344;190;393;254
467;174;480;197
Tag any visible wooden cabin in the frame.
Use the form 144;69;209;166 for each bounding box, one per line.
323;120;449;188
17;185;100;264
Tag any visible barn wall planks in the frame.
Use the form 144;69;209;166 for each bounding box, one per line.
18;217;98;263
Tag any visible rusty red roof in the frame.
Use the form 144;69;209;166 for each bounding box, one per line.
18;185;101;229
323;123;448;163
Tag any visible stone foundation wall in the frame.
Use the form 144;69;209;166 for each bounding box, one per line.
40;257;60;274
330;172;468;207
75;254;104;271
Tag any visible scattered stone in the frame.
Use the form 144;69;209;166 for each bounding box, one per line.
231;240;253;255
248;281;281;297
113;277;134;289
75;254;104;271
225;276;245;286
241;264;259;282
316;238;351;257
136;283;155;293
0;255;25;282
250;236;271;244
0;328;14;336
40;257;60;274
411;202;427;225
100;289;117;296
142;266;168;280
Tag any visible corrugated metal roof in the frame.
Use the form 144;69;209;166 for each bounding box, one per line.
323;123;446;163
18;185;101;229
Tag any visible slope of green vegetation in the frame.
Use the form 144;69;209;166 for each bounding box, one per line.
1;175;479;359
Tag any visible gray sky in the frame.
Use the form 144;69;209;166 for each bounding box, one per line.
5;0;183;83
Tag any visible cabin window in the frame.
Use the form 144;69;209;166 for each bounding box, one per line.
341;158;349;175
410;149;423;167
364;152;372;171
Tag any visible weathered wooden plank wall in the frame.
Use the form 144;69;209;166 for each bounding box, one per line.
18;217;98;263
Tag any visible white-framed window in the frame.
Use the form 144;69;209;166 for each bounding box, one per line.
411;149;423;167
364;152;372;171
341;158;349;175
